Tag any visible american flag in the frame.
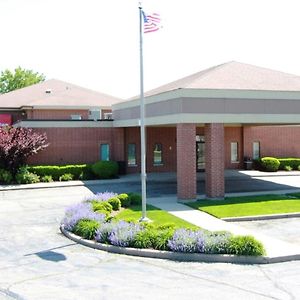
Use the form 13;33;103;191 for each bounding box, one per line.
142;11;161;33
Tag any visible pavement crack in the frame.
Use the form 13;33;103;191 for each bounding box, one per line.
258;266;296;300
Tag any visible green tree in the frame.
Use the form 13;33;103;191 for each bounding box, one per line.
0;67;45;94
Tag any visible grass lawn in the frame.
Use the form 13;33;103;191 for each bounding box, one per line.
186;194;300;218
115;204;198;229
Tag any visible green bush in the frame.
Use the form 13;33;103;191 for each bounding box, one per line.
128;193;142;205
118;193;131;207
133;226;175;251
284;165;293;171
0;169;13;184
27;164;93;181
259;157;280;172
228;235;265;256
108;197;121;211
40;175;53;182
59;173;74;181
91;161;118;179
278;158;300;170
92;201;113;213
72;219;100;240
15;167;40;184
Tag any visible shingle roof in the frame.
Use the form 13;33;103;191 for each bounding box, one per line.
141;61;300;98
0;79;122;108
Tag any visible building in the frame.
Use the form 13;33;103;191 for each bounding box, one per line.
2;61;300;199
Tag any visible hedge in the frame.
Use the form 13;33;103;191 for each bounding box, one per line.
259;157;280;172
27;164;93;181
278;158;300;170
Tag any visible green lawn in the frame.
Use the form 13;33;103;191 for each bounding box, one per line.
115;204;198;229
187;194;300;218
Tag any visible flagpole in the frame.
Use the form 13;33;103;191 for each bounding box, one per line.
139;5;149;222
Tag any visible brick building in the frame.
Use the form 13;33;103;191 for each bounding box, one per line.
2;61;300;199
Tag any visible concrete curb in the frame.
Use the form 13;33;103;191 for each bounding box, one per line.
60;225;300;265
223;212;300;222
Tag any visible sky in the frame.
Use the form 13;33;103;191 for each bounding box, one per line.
1;0;300;99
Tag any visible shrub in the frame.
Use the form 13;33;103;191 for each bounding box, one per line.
278;158;300;170
62;202;106;231
59;173;74;181
284;165;293;171
117;193;131;207
228;235;265;256
95;222;115;243
203;231;232;254
150;228;175;250
108;197;121;211
167;229;206;253
73;219;101;240
92;201;113;213
85;191;117;202
107;221;141;247
128;193;142;205
28;164;93;181
259;157;280;172
40;175;53;182
0;168;13;184
15;166;40;184
91;161;118;179
298;165;300;171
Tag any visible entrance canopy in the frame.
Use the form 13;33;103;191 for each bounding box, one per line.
113;61;300;127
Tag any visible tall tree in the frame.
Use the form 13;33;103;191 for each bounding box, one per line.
0;67;45;94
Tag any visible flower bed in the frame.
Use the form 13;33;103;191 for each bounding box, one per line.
61;192;266;256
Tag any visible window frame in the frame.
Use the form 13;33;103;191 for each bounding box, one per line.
127;143;137;166
230;142;239;163
153;143;163;166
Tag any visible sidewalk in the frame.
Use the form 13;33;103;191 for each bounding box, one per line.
148;196;300;261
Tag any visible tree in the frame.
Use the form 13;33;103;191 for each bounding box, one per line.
0;126;48;174
0;67;45;94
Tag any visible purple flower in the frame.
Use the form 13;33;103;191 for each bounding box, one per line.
108;221;141;247
85;191;117;202
95;222;115;243
203;232;232;254
61;202;106;231
167;229;205;253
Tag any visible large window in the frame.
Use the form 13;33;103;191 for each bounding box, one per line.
253;141;260;160
100;144;110;161
230;142;239;162
128;143;137;166
153;143;163;165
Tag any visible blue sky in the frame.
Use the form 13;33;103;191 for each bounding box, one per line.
1;0;300;98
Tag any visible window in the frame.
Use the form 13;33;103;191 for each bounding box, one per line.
70;114;81;120
153;143;163;165
230;142;238;162
253;142;260;160
127;143;137;166
100;144;110;161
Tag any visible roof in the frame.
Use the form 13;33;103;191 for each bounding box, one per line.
0;79;122;109
140;61;300;98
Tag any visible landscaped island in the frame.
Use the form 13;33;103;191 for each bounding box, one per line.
61;192;265;256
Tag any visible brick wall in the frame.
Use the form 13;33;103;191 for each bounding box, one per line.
26;109;89;120
244;125;300;159
224;127;243;169
124;127;177;173
28;127;116;165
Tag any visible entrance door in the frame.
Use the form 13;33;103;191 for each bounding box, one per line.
196;136;205;171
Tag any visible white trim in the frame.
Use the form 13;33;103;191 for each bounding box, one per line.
113;113;300;127
14;120;113;128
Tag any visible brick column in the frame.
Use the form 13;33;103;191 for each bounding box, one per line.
205;123;225;199
177;124;196;200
